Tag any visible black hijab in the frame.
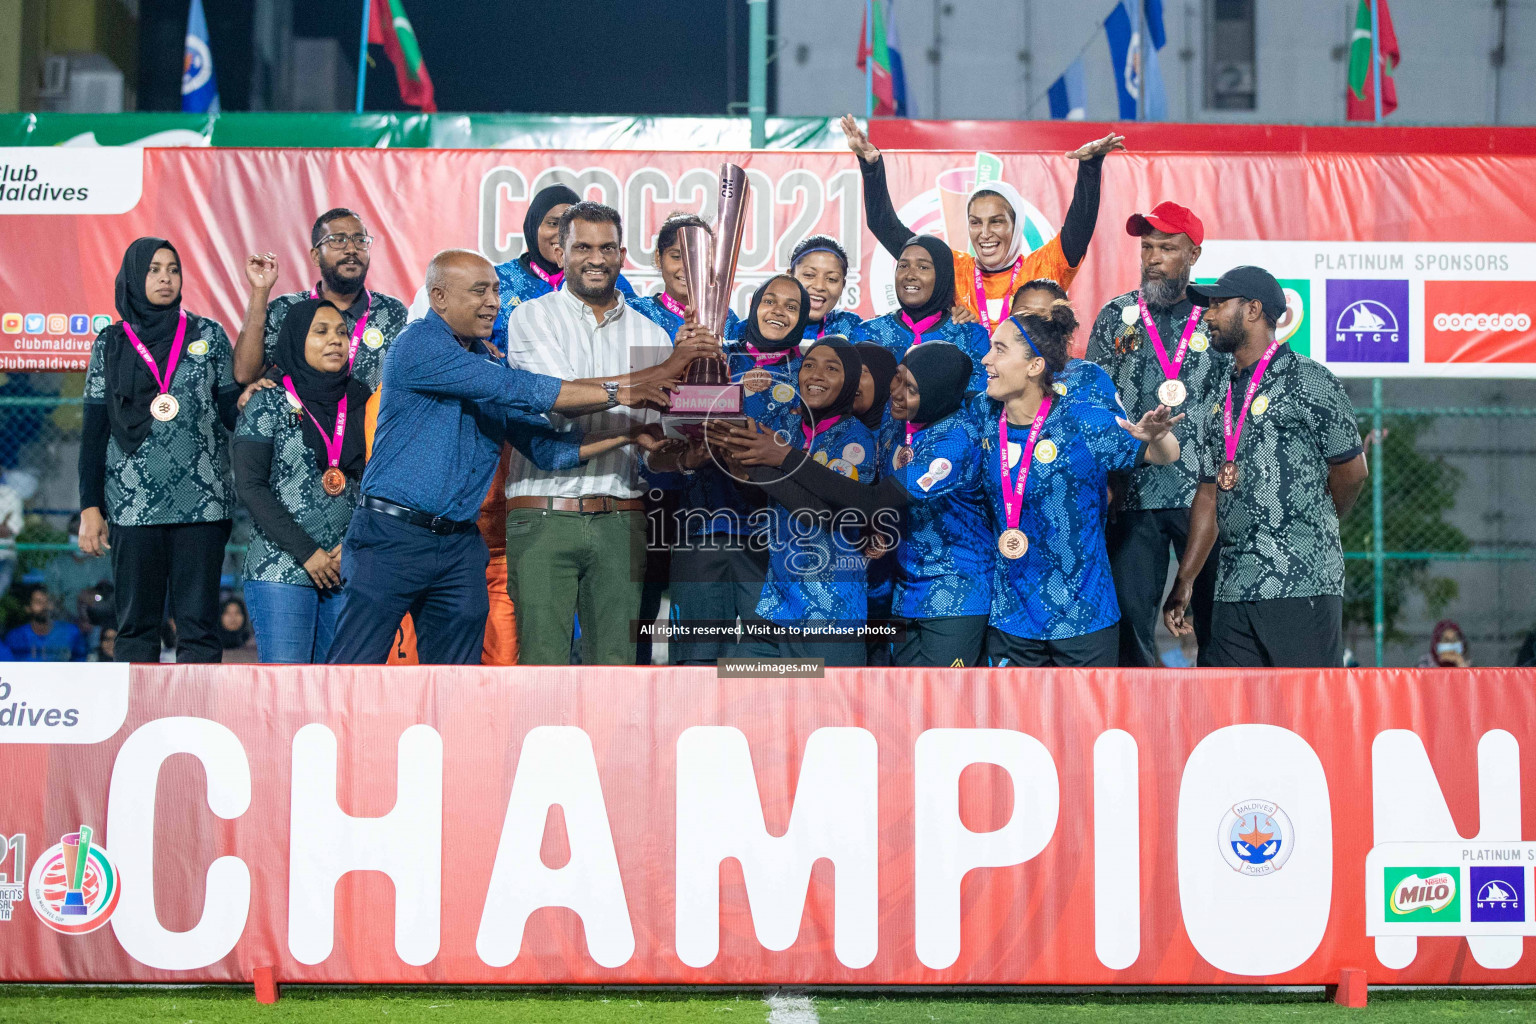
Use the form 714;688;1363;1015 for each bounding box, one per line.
853;341;897;431
273;299;369;479
520;184;581;277
741;274;812;355
104;237;184;455
897;235;956;323
799;336;863;427
902;341;973;425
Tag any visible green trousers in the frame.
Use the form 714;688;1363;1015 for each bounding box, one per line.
505;507;647;665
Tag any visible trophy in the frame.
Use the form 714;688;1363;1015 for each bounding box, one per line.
664;163;750;435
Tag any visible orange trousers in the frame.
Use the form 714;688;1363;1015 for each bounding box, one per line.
386;555;518;665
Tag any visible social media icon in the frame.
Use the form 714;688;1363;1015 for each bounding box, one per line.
1;314;20;334
46;314;67;334
69;314;90;335
91;315;111;333
24;314;44;333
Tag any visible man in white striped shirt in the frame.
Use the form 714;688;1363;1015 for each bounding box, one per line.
501;201;689;664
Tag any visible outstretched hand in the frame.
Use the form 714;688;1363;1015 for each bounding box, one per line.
840;114;880;164
1065;133;1127;161
1118;404;1185;443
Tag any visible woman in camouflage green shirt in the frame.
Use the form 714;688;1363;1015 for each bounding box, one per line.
233;300;366;662
78;237;240;663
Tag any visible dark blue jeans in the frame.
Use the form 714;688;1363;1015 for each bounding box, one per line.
243;579;342;664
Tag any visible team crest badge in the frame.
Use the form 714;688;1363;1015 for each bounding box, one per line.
187;339;209;357
1218;799;1294;877
1252;394;1270;415
363;327;385;349
1035;439;1058;464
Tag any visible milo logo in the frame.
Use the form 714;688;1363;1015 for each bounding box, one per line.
1385;866;1460;921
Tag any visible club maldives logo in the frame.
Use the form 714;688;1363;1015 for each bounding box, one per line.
1470;866;1525;924
1327;279;1409;362
1384;866;1459;922
1218;798;1294;877
27;825;120;934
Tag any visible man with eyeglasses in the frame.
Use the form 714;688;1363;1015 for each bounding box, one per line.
234;208;409;390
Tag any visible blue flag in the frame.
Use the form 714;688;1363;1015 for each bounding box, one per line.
886;1;911;116
1104;0;1167;121
1047;57;1086;120
181;0;219;114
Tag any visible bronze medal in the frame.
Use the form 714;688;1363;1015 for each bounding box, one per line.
1157;379;1187;407
321;467;347;496
893;444;913;469
998;528;1029;559
150;393;179;422
741;368;772;394
1217;460;1239;491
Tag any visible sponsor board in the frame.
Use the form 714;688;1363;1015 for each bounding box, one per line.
0;148;144;215
1424;280;1536;364
1367;842;1536;936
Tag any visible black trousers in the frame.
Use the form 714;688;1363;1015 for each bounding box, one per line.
986;623;1119;667
866;590;894;666
636;489;679;666
894;615;988;667
667;537;769;665
1208;595;1345;668
327;505;490;665
109;519;231;664
1107;507;1220;667
741;634;868;667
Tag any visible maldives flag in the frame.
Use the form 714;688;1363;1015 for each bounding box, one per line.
368;0;436;112
857;0;909;116
1346;0;1398;120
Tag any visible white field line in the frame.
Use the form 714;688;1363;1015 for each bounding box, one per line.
764;991;819;1024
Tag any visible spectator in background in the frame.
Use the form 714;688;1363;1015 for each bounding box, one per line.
218;598;253;653
6;585;87;662
1420;619;1471;668
0;470;29;597
92;626;117;662
47;514;112;614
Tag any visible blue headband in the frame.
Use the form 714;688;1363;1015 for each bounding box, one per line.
1009;315;1045;360
791;245;846;270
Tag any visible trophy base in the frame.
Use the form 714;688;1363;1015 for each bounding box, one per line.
664;383;746;440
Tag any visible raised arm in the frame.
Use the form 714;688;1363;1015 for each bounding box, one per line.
234;253;279;385
841;114;918;260
1059;134;1124;269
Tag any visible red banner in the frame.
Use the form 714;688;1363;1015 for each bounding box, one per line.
0;664;1533;985
2;143;1536;375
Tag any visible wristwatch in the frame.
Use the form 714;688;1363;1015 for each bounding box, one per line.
603;381;621;407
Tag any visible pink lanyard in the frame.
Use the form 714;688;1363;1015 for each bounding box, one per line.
310;286;372;367
900;310;943;349
282;376;349;470
1223;340;1283;464
122;312;188;397
998;395;1053;533
658;291;687;319
802;414;842;449
903;420;926;451
973;255;1023;333
744;343;790;367
1138;293;1203;382
529;261;564;292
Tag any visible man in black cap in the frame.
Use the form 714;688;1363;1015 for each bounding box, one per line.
1163;266;1368;668
1087;201;1230;667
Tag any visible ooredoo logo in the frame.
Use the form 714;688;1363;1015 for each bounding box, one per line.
1425;281;1536;364
27;825;120;934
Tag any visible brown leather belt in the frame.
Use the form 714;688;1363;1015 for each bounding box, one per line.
507;495;646;514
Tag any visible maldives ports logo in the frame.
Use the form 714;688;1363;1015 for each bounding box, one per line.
1384;866;1459;922
27;825;120;934
1218;798;1294;877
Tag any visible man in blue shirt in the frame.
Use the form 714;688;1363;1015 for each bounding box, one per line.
326;249;710;665
6;585;87;662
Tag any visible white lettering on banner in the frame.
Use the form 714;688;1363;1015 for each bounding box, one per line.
914;729;1060;971
0;148;144;214
106;717;250;970
1176;725;1332;976
0;663;128;744
288;724;442;967
674;726;878;969
1370;730;1522;970
1093;730;1140;970
476;727;634;969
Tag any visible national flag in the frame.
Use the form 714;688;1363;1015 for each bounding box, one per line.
857;1;909;117
368;0;437;113
1047;57;1087;120
1104;0;1168;121
180;0;219;114
1347;0;1399;120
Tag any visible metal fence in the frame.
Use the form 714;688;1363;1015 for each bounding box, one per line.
1;373;1531;667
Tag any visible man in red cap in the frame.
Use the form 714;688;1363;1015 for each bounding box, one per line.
1086;202;1232;667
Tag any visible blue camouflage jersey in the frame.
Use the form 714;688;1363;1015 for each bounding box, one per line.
851;312;991;392
1053;358;1121;411
630;293;740;342
973;393;1145;640
754;407;877;627
803;309;863;344
878;413;992;619
490;256;635;351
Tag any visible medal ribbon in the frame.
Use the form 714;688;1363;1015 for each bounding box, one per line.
904;420;926;451
122;311;188;398
973;254;1023;332
899;310;943;349
658;291;687;319
998;395;1053;533
282;375;349;471
744;343;790;368
310;285;373;367
1222;339;1283;465
801;414;842;449
529;261;564;292
1137;293;1202;384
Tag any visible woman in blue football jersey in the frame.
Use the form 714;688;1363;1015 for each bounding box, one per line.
851;235;990;391
630;212;742;341
852;340;898;663
979;301;1182;667
789;236;863;345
